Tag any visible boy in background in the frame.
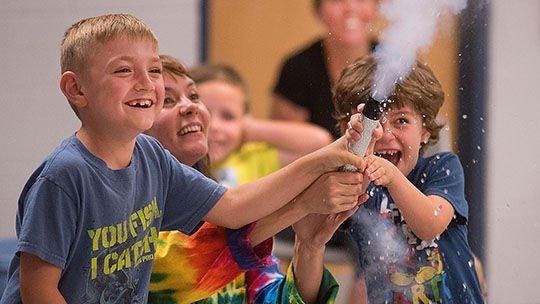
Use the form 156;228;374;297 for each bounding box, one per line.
0;14;366;303
336;55;484;303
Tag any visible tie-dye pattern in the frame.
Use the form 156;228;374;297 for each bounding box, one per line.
149;222;338;303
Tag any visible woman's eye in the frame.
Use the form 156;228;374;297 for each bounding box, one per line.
163;97;176;107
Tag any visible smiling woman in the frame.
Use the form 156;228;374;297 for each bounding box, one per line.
145;55;210;169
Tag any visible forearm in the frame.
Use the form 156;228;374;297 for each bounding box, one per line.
244;118;332;157
387;174;454;240
208;153;323;228
249;199;307;246
292;241;325;304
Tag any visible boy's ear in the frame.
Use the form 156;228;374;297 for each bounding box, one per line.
421;130;431;144
60;71;87;109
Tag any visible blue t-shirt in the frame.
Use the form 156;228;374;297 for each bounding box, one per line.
0;134;226;304
347;152;484;304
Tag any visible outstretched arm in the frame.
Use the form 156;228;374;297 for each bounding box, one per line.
292;207;362;304
204;136;366;229
248;171;365;245
242;116;332;166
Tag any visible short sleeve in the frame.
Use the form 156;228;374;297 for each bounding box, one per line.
160;152;227;234
422;153;469;223
17;177;78;269
273;57;309;109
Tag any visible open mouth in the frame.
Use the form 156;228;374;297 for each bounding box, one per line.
126;99;153;109
178;124;202;136
375;150;401;166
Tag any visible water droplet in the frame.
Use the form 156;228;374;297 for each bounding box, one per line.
421;178;425;184
476;145;481;150
446;169;451;175
462;114;468;119
444;189;449;194
468;260;473;267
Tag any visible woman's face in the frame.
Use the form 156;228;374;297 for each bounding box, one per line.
146;73;210;166
198;80;245;163
317;0;377;46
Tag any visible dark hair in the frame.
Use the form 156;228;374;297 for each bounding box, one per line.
333;55;445;154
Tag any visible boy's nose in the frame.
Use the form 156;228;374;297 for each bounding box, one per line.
381;125;396;141
134;72;154;91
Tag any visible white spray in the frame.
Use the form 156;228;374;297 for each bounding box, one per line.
346;0;468;161
371;0;468;101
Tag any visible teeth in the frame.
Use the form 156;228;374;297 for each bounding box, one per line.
127;99;152;107
179;125;202;135
375;150;399;156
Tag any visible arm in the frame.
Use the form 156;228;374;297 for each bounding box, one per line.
364;155;454;240
242;116;333;166
271;95;310;122
348;275;369;304
292;208;360;303
204;136;366;229
248;171;364;245
20;252;66;303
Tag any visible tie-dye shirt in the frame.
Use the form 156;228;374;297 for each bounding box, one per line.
148;222;338;303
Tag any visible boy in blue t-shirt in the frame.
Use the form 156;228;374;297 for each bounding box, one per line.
0;14;367;304
334;55;485;303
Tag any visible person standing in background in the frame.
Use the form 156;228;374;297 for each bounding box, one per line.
272;0;378;139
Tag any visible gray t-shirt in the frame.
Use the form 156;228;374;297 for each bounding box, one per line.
1;134;226;303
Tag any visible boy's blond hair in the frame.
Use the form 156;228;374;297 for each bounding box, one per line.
333;55;445;154
60;13;158;74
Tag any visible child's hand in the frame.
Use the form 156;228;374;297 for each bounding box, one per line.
364;154;399;187
296;171;368;214
313;136;367;172
346;104;383;155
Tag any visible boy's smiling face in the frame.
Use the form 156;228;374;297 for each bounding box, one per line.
79;36;164;138
374;103;430;176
